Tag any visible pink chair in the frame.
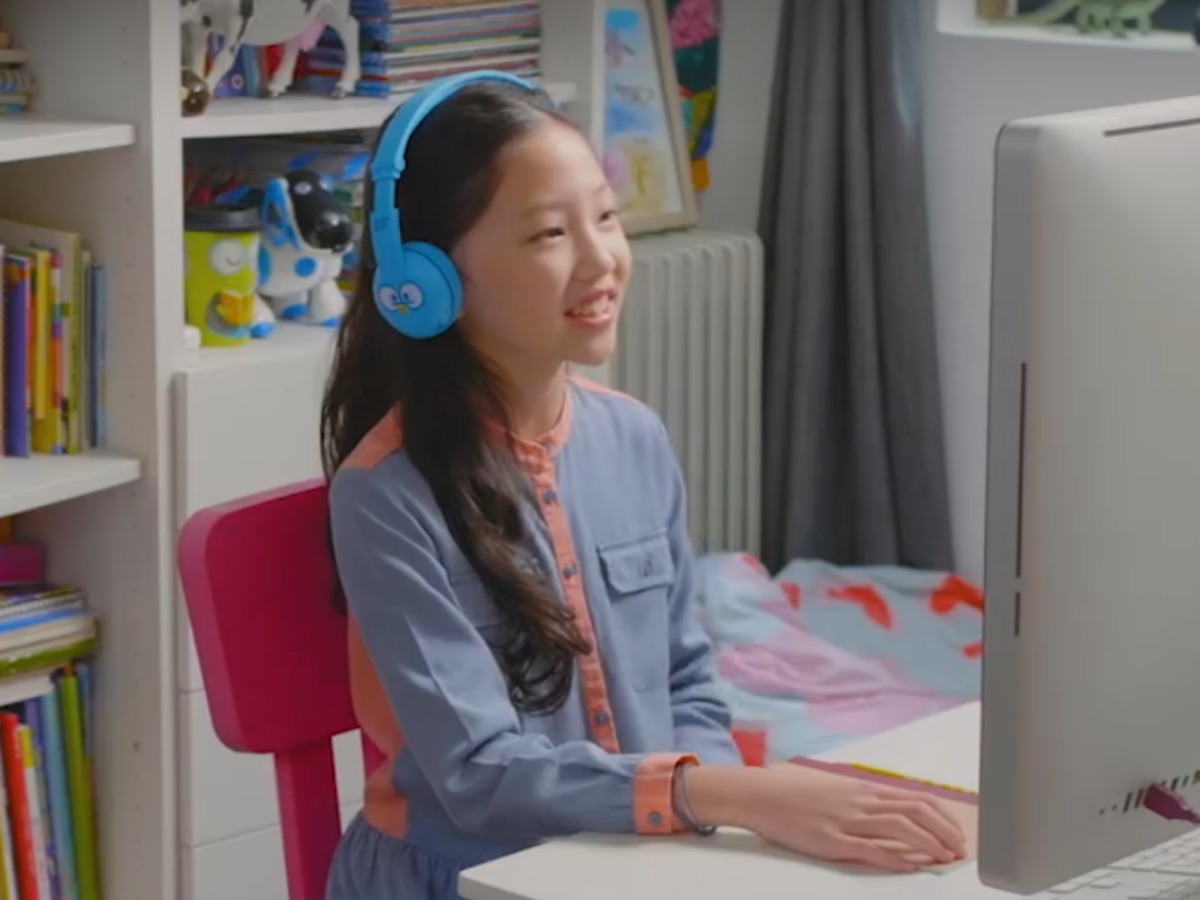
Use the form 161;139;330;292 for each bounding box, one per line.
177;478;385;900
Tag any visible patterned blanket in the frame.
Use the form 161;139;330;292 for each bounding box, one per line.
694;554;983;763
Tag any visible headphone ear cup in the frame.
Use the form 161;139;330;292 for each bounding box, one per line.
407;242;463;324
374;241;463;339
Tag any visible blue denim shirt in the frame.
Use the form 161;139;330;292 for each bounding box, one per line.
326;378;741;898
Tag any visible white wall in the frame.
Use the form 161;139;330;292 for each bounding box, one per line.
709;0;1200;581
921;4;1200;580
697;0;783;230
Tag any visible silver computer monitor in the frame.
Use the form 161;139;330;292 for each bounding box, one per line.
980;95;1200;894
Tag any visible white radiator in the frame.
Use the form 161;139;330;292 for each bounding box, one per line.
588;227;764;558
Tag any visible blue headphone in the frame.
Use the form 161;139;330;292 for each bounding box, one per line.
369;70;542;339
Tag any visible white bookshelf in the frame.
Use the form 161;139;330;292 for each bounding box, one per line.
0;0;605;897
182;80;578;139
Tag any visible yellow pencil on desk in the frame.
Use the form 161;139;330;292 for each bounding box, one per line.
848;763;977;798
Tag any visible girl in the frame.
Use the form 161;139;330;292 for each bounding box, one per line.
320;72;967;900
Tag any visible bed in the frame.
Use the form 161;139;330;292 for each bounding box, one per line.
694;553;983;764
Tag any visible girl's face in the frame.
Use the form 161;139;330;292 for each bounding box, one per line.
453;118;632;386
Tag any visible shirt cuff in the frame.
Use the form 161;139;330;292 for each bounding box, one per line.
633;753;699;835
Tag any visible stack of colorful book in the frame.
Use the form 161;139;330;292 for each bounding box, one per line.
0;219;108;458
0;537;100;900
301;0;543;99
0;662;99;900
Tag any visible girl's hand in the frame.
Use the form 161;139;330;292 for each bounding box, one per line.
685;763;969;873
744;764;969;872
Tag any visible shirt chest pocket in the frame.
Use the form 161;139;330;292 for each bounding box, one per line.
598;531;674;692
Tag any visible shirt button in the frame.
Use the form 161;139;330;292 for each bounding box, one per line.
542;489;557;504
562;563;578;578
594;709;611;726
648;811;664;827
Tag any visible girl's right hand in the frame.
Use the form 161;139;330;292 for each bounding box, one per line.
744;764;968;872
685;763;969;873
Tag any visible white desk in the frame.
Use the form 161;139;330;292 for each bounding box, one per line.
459;701;1009;900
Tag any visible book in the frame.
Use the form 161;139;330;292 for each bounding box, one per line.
39;685;79;900
87;265;106;450
0;234;58;455
0;662;98;900
0;542;41;589
0;218;108;456
0;712;39;900
19;723;53;898
299;0;542;98
60;670;98;900
0;761;16;900
3;254;32;457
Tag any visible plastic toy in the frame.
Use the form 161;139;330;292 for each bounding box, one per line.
254;169;354;327
183;204;264;347
180;0;360;99
181;68;211;117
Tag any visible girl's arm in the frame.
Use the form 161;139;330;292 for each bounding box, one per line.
658;424;745;766
331;462;968;871
330;465;696;839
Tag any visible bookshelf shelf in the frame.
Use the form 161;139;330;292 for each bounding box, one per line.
0;117;135;165
0;454;141;518
175;322;336;374
181;80;578;139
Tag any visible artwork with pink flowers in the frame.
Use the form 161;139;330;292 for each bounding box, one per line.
666;0;721;194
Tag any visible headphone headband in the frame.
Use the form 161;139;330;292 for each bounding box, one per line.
369;70;542;339
372;70;537;183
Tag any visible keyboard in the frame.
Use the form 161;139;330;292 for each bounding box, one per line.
1035;829;1200;898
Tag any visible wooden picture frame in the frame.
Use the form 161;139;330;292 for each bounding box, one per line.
601;0;698;235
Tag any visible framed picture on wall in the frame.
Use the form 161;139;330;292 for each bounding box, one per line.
978;0;1195;32
602;0;698;235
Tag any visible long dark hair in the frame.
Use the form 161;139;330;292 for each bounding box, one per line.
320;81;591;714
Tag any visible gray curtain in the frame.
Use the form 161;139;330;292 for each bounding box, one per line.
758;0;953;573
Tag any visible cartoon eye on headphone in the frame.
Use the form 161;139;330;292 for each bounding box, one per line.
379;283;425;313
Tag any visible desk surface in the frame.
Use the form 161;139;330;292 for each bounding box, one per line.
459;702;1008;900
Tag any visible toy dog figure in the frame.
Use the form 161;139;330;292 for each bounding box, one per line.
180;0;360;99
257;169;354;327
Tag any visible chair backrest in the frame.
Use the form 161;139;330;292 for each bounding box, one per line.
177;478;381;900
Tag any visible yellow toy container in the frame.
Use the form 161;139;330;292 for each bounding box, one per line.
184;204;262;347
